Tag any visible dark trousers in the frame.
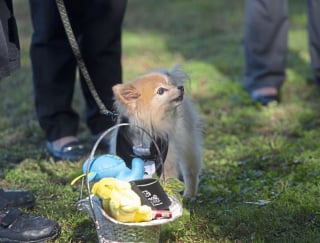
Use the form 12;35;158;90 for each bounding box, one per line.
243;0;320;92
29;0;127;141
0;0;20;79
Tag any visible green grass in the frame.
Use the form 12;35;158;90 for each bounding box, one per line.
1;1;320;242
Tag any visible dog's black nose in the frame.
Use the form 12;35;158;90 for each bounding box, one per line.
177;86;184;93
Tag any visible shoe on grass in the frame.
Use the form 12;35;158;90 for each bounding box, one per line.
0;207;60;242
0;189;35;209
46;140;87;161
250;87;280;106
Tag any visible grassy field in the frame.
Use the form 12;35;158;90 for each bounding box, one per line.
1;1;320;242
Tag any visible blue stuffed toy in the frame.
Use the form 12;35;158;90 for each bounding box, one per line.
71;154;145;185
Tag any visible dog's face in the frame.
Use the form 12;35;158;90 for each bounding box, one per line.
113;73;184;120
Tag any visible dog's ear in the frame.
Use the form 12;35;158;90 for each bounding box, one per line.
113;84;140;106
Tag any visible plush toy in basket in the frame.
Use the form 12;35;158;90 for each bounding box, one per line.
74;123;184;243
72;154;146;183
77;192;183;243
92;177;153;223
76;155;176;223
76;168;183;242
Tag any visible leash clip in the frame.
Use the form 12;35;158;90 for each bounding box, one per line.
101;110;118;121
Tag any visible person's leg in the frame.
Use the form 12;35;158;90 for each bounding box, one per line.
79;0;127;136
307;0;320;84
29;0;87;159
243;0;288;104
29;0;79;144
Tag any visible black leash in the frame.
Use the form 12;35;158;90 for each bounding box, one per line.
56;0;117;119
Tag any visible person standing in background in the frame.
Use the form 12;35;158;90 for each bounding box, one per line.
29;0;127;160
243;0;320;105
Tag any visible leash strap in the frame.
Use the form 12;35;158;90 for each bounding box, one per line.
56;0;116;118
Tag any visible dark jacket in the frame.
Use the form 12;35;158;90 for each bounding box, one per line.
0;0;20;79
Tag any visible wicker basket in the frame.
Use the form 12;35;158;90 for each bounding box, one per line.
77;123;183;243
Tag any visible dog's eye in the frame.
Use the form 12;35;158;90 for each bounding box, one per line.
157;87;167;95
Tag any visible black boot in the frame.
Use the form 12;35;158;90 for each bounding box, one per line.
0;189;35;209
0;207;60;242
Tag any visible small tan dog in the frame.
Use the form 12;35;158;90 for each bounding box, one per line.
110;66;203;198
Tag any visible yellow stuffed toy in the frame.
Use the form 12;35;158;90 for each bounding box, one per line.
92;178;152;223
